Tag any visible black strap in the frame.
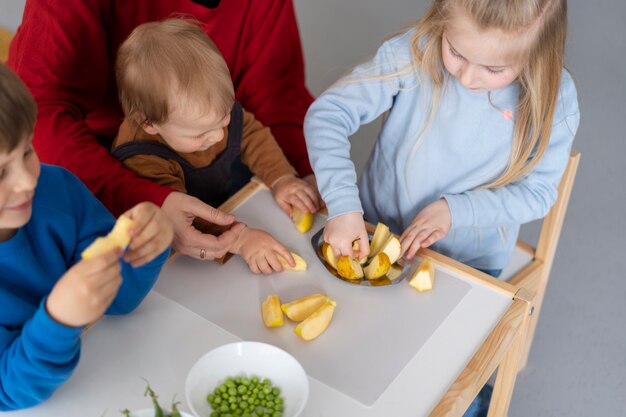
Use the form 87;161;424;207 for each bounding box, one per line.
112;140;192;169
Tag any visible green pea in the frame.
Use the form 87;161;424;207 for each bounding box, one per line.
262;379;271;386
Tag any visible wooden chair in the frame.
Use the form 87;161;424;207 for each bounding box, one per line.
498;149;581;370
0;28;13;63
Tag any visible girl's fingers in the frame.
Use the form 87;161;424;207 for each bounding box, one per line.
422;230;444;248
400;227;420;256
405;237;423;260
357;231;371;259
413;228;433;248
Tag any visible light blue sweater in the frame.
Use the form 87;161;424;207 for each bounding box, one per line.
0;164;170;410
304;30;580;269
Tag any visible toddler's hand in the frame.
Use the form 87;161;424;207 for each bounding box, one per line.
230;227;295;274
122;202;174;267
271;175;321;217
46;248;123;327
324;213;369;259
400;198;451;260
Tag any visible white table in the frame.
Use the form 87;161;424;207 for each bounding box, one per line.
9;181;532;417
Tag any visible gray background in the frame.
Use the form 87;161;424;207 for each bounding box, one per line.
1;0;625;415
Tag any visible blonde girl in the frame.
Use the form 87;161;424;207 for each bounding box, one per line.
305;0;580;276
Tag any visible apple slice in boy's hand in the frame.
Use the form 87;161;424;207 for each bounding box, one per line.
81;215;135;260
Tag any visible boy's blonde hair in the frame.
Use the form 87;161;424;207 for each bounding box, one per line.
411;0;568;187
116;18;235;126
0;64;36;152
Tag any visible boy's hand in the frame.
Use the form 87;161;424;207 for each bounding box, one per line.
230;227;295;274
271;175;321;217
122;202;174;267
324;212;369;259
161;192;245;260
46;248;123;327
400;198;451;260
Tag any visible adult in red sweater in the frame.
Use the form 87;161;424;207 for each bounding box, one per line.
8;0;320;260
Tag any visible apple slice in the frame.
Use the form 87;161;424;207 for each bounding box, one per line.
281;293;330;321
409;258;435;291
380;235;402;264
108;215;135;248
294;300;337;341
261;294;284;327
322;242;339;269
292;208;314;233
336;256;364;280
386;264;403;281
278;252;307;271
82;215;135;260
369;222;390;256
364;252;391;280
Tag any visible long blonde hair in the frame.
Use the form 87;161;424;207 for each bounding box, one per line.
409;0;567;187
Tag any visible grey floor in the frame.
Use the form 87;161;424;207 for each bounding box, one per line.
2;0;625;416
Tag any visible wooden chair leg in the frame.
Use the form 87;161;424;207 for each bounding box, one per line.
516;268;547;370
487;289;534;417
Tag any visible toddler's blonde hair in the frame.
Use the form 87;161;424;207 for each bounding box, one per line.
116;18;235;126
411;0;568;187
0;64;36;152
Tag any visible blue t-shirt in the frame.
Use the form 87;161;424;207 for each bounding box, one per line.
0;164;170;410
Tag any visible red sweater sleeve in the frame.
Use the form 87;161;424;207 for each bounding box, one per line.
7;0;173;216
229;0;315;177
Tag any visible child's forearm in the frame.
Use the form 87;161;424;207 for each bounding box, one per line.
0;303;82;411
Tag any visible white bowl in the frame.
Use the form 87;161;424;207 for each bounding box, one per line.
185;342;309;417
130;408;194;417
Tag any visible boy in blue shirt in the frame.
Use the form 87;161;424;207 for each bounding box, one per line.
0;64;173;410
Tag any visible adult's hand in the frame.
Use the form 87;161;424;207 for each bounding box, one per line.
161;192;245;260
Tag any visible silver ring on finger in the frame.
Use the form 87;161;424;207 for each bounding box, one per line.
200;248;206;260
